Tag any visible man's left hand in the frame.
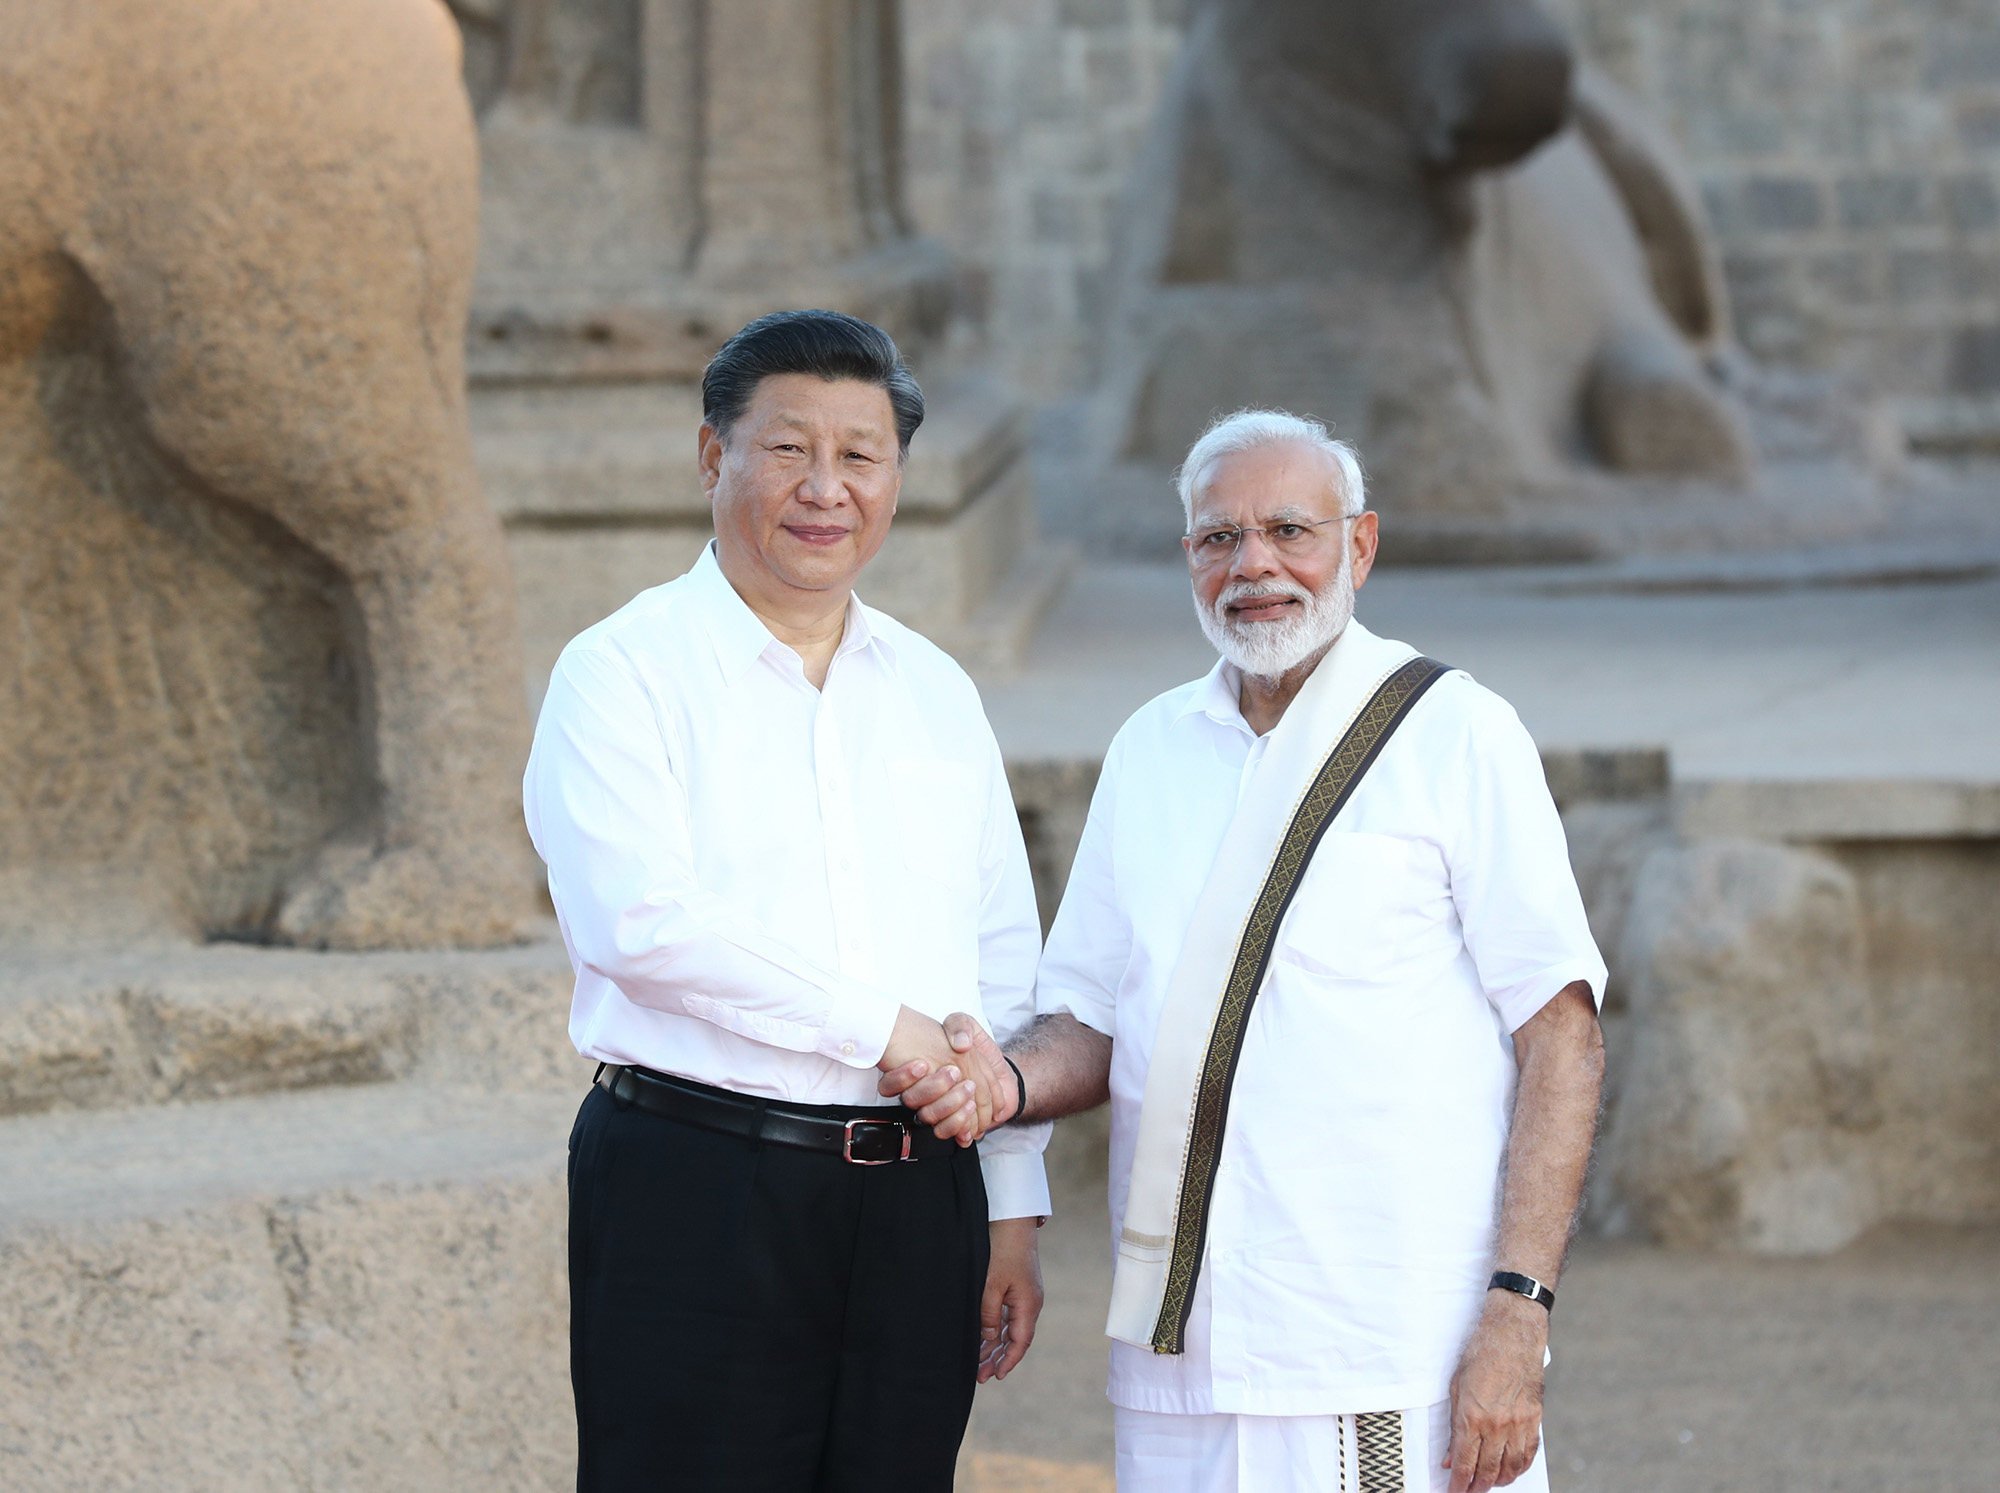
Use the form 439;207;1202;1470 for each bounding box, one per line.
978;1217;1044;1383
1444;1292;1547;1493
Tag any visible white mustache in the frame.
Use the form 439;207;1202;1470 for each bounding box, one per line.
1215;578;1313;609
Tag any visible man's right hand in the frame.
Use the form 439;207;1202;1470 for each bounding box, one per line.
877;1007;1004;1142
879;1011;1017;1143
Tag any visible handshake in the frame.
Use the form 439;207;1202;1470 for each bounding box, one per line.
876;1007;1019;1144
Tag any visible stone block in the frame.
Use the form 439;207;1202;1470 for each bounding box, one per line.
1948;324;2000;392
1806;249;1872;302
1957;97;2000;151
1033;186;1088;244
1891;248;1954;306
1743;175;1827;232
1059;0;1127;26
1673;779;2000;842
1005;758;1105;929
0;939;583;1118
1943;172;2000;232
1597;839;1883;1254
1836;172;1930;230
1718;250;1797;320
1081;35;1140;100
1953;245;2000;299
0;1084;575;1492
1541;748;1671;810
1682;103;1787;159
1700;178;1745;236
1925;27;2000;90
1841;840;2000;1226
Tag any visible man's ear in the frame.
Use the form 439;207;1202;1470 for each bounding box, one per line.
697;422;725;501
1350;510;1381;589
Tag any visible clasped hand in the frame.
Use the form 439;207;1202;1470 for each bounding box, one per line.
876;1009;1015;1144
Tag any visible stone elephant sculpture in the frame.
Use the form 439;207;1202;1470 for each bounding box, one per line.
1097;0;1755;533
0;0;536;948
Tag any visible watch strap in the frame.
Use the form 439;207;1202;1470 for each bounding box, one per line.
1489;1270;1555;1312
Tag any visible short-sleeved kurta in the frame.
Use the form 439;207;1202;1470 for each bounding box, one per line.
1039;630;1606;1415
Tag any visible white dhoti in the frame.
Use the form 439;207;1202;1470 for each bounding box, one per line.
1114;1402;1551;1493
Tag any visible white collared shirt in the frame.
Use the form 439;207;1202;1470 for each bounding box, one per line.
1039;626;1606;1413
523;544;1051;1220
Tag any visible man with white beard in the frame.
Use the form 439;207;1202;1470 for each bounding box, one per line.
883;410;1608;1493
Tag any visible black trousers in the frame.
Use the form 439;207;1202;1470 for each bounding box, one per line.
567;1081;990;1492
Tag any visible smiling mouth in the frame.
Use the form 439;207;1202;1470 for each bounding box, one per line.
1228;596;1300;622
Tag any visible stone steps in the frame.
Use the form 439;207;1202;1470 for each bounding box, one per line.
0;1079;576;1227
0;934;584;1118
0;1081;578;1492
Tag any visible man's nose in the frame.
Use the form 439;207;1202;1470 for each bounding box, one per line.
1229;527;1282;578
796;452;845;507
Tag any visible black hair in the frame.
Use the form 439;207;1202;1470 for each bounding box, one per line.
700;309;925;456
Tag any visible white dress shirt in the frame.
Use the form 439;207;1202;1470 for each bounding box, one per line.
523;544;1051;1221
1039;638;1606;1414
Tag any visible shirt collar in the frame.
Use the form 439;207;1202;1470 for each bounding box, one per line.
1177;656;1250;731
685;542;891;682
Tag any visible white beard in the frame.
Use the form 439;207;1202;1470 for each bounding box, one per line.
1194;549;1356;682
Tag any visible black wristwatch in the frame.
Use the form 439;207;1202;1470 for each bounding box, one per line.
1489;1270;1555;1312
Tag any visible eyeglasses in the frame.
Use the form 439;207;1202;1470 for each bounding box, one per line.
1183;513;1359;568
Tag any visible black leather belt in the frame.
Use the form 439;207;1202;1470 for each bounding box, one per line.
594;1064;959;1165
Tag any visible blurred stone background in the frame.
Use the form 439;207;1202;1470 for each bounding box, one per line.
3;1;1996;1489
905;0;2000;437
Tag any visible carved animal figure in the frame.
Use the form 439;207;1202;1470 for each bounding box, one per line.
1099;0;1755;523
0;0;535;948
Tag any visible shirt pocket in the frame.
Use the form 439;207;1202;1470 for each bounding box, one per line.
1273;830;1449;985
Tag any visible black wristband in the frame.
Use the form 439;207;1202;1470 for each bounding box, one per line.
1489;1270;1555;1312
1003;1055;1027;1123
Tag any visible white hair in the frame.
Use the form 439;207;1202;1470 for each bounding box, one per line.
1174;408;1367;526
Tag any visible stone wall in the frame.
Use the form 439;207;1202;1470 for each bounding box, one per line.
1555;0;2000;446
903;0;2000;435
903;0;1187;392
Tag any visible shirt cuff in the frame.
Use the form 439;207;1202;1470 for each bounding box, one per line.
1037;987;1115;1039
1490;960;1608;1034
978;1134;1053;1222
816;981;904;1069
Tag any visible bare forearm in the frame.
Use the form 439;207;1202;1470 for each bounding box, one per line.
1492;982;1604;1286
1005;1012;1112;1124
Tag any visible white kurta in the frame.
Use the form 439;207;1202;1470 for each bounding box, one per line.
1038;623;1606;1414
523;543;1051;1221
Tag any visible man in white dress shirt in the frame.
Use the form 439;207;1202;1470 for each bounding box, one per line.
524;310;1049;1491
886;410;1607;1493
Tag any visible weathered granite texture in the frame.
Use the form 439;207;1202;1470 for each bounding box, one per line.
0;937;587;1492
1574;797;2000;1254
0;0;537;950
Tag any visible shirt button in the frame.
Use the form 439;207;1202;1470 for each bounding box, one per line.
840;1041;856;1058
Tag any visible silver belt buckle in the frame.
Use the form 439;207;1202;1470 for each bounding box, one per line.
842;1118;912;1165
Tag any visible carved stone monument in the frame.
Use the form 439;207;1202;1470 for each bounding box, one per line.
1088;0;1888;558
452;0;1065;683
0;0;537;950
